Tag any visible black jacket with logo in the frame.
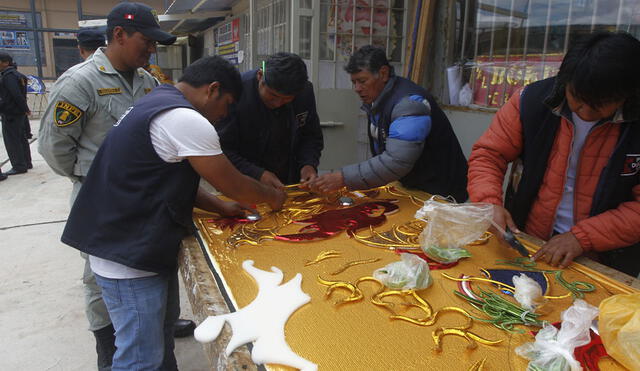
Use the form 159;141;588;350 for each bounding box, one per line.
217;69;323;185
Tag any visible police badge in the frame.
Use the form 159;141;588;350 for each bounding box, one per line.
54;101;83;127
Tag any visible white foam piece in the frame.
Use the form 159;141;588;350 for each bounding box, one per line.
194;260;317;371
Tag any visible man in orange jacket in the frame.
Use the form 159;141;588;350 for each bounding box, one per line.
468;31;640;277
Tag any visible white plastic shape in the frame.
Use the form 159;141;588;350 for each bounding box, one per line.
194;260;317;371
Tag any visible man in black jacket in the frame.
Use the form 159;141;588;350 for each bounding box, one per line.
0;52;31;176
217;52;323;189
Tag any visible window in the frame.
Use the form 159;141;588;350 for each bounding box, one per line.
318;0;407;89
450;0;640;108
256;0;289;60
53;37;82;78
240;13;252;72
320;0;405;62
299;15;312;59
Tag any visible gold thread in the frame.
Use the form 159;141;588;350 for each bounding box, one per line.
317;276;363;305
433;327;503;352
330;258;381;275
468;358;487;371
304;250;341;266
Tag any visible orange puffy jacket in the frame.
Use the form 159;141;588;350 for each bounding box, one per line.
468;89;640;253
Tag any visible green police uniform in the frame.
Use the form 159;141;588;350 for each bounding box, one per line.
38;47;157;332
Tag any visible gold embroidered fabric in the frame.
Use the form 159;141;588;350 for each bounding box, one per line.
193;185;635;371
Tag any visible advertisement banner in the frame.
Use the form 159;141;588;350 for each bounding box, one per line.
0;14;27;26
216;20;240;66
0;31;30;49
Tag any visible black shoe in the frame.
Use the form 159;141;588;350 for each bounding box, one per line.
5;168;27;176
93;324;116;371
173;318;196;338
27;163;33;169
0;173;7;181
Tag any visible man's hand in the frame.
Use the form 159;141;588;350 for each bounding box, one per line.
532;232;584;269
260;170;285;190
490;205;520;235
267;187;287;211
300;165;317;185
306;171;345;193
217;201;256;217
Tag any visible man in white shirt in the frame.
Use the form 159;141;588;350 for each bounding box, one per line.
61;56;286;370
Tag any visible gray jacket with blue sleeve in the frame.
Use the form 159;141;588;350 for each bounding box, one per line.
342;76;468;201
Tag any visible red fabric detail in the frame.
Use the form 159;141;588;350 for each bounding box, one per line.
276;201;399;241
395;249;458;270
530;322;609;371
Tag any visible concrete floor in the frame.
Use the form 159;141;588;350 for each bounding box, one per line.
0;119;210;370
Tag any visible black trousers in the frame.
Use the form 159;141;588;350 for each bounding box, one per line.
1;113;32;171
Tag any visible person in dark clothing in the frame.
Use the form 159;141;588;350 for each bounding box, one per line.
0;52;32;175
77;29;106;60
217;52;323;189
307;46;468;201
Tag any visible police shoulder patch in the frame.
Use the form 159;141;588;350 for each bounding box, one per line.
54;101;83;127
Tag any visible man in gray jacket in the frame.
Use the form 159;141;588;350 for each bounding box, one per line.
307;46;467;201
38;3;187;370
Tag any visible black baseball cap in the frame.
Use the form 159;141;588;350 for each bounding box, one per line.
107;2;176;45
77;29;106;49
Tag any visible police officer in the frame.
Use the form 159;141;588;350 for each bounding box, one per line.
77;29;106;60
0;52;31;176
38;3;183;370
217;52;323;189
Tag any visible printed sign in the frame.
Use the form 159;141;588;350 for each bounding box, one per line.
0;31;30;49
0;14;27;26
216;19;240;66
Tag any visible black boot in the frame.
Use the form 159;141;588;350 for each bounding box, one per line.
173;318;196;338
93;324;116;371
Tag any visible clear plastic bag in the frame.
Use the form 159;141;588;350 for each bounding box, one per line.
516;299;599;371
415;197;493;262
373;253;432;290
599;293;640;371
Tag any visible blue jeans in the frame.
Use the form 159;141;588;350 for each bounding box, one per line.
95;271;180;371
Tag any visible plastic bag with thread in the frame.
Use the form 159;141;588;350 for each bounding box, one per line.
516;299;599;371
373;253;432;290
415;197;493;262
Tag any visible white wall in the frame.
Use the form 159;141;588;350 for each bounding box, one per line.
443;108;494;159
